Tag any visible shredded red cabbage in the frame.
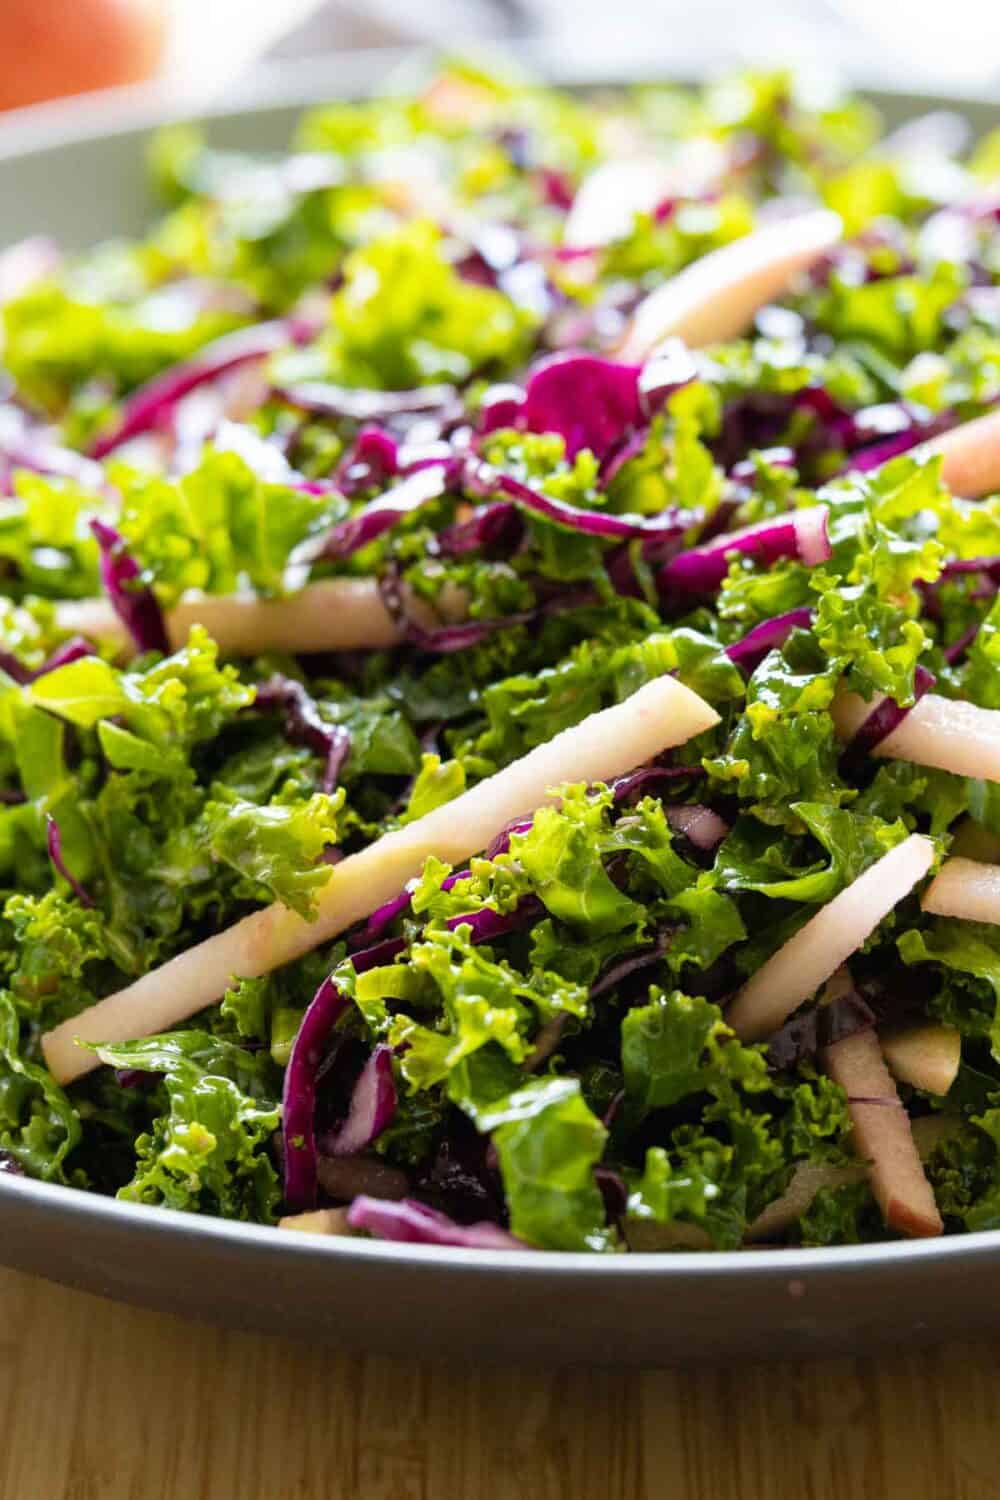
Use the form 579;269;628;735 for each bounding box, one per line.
610;765;705;803
590;937;670;999
468;459;691;542
725;608;814;673
522;352;642;461
89;518;170;655
436;501;522;557
316;462;453;561
478;383;526;433
334;426;400;495
350;889;414;950
0;413;107;495
840;403;954;474
485;816;536;859
445;894;545;942
282;974;350;1211
660;507;831;594
348;937;406;971
0;635;94;686
45;814;93;908
665;804;729;851
346;1195;527;1249
276;379;463;425
252;675;351;793
91;319;313;459
636;338;700;417
323;1044;397;1158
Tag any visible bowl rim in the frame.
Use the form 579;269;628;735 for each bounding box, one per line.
6;1164;1000;1278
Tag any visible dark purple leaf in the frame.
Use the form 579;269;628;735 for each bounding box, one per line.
524;1013;568;1072
91;319;313;459
943;620;983;666
610;765;705;803
346;1194;528;1249
594;1165;628;1223
114;1068;151;1090
253;675;351;793
590;939;669;999
399;611;537;654
89;518;170;655
599;427;651;490
767;987;876;1070
0;653;29;684
45;814;93;908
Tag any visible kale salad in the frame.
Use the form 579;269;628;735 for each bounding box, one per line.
2;63;1000;1254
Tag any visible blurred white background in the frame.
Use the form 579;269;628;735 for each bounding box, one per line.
165;0;1000;96
1;0;997;123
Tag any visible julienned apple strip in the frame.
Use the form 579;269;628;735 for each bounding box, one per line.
42;673;719;1085
725;834;935;1043
821;1026;944;1238
616;209;843;360
55;576;444;657
924;408;1000;500
833;691;1000;783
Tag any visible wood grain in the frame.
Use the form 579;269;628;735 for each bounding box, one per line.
1;1265;999;1500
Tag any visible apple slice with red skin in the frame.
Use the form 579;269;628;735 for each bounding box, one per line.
822;1027;943;1239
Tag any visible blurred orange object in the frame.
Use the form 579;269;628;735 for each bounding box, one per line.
0;0;167;112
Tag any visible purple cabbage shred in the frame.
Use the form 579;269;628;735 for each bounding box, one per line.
45;814;94;908
323;1045;398;1158
346;1195;527;1250
90;518;170;655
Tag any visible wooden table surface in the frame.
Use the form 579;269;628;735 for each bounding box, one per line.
2;1265;999;1500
